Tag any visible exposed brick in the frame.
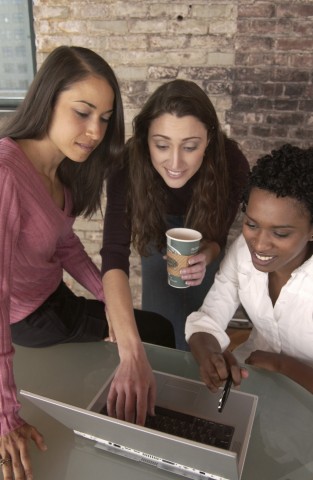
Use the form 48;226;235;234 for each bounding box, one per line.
192;4;236;19
277;4;313;18
229;124;249;137
32;0;313;300
238;3;276;18
276;38;313;52
262;83;284;97
251;126;271;137
180;67;234;81
149;4;190;18
147;66;178;80
293;20;313;36
209;20;237;35
120;81;149;108
299;100;313;112
273;69;310;82
236;36;274;52
234;67;271;82
107;35;148;50
69;4;109;19
235;52;275;67
88;20;127;34
270;126;289;138
232;83;263;96
202;81;232;96
33;5;69;18
290;54;313;68
284;83;308;97
291;128;313;140
266;112;305;125
149;35;189;50
239;19;277;34
274;99;299;111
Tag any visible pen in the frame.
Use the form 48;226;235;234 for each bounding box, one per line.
218;373;232;413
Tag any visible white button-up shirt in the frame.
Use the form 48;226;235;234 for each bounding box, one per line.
185;234;313;365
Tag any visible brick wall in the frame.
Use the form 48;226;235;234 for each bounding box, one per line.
32;0;313;303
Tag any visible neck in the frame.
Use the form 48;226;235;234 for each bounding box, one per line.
16;138;63;181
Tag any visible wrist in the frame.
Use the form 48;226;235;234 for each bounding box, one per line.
201;241;221;265
117;337;147;362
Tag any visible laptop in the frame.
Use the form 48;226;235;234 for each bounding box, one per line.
21;369;258;480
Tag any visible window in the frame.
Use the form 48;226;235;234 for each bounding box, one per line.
0;0;35;109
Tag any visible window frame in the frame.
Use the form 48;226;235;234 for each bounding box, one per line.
0;0;36;110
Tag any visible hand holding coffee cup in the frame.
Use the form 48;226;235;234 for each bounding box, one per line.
166;228;202;288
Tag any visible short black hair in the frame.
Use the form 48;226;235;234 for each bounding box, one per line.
242;143;313;222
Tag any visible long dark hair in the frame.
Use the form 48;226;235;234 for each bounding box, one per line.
1;46;125;217
127;79;230;254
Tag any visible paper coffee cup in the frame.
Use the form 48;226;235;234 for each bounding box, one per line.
166;228;202;288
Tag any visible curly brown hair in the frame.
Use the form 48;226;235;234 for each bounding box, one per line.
126;79;231;255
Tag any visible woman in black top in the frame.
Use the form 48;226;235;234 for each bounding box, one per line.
101;79;249;428
102;79;250;349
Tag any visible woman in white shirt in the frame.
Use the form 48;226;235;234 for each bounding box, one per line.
186;143;313;395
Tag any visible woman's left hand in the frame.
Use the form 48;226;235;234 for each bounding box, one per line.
245;350;281;373
179;252;207;286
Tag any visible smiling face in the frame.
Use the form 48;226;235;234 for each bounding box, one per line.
242;188;313;276
47;75;115;163
147;113;209;189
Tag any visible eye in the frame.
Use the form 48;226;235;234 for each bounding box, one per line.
100;117;110;124
156;144;168;150
273;231;289;238
75;110;89;118
183;145;197;152
245;221;257;229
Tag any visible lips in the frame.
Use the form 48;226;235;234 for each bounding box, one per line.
255;252;274;261
251;250;276;268
165;168;185;178
77;142;95;153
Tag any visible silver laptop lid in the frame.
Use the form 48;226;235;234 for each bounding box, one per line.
21;370;257;480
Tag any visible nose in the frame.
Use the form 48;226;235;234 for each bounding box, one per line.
251;230;272;252
86;119;103;141
168;147;182;170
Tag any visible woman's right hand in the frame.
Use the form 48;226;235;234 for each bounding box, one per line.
0;423;47;480
199;349;248;392
189;332;248;392
106;345;156;426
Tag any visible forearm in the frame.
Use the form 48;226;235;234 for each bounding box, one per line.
245;351;313;394
280;354;313;394
102;269;145;359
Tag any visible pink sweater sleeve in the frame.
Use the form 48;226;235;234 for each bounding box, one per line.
56;228;105;303
0;167;25;435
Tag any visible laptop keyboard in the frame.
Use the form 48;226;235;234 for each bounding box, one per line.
101;405;234;451
145;406;234;450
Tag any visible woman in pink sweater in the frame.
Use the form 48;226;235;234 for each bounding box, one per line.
0;46;174;479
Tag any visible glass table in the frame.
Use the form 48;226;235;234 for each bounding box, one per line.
9;341;313;480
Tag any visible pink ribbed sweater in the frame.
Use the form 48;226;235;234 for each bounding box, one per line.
0;137;104;436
